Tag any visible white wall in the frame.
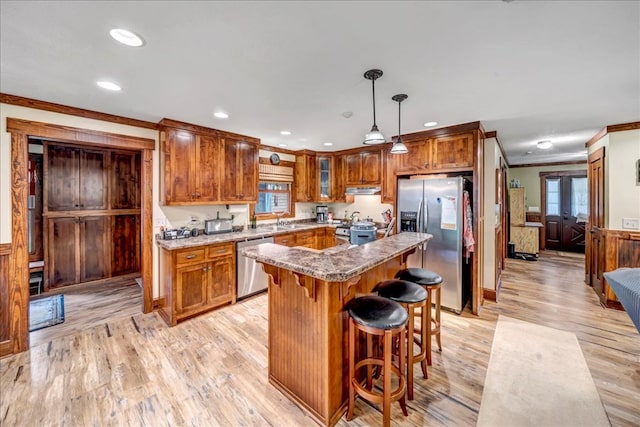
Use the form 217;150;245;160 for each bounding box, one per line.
606;129;640;230
482;137;504;292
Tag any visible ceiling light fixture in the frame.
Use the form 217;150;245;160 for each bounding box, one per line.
109;28;144;47
214;112;228;119
280;130;291;135
363;69;385;145
537;140;552;149
278;143;287;147
423;121;438;127
323;142;333;146
390;94;408;154
96;81;121;91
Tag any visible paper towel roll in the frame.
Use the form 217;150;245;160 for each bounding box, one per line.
227;205;248;214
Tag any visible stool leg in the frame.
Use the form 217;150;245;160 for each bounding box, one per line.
435;287;442;351
398;326;408;417
366;332;374;389
382;329;392;427
347;319;356;421
425;288;433;366
419;302;428;378
406;304;415;401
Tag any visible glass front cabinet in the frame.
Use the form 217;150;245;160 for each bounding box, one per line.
317;155;332;201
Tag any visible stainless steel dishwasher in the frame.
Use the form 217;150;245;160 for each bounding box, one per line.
236;236;274;299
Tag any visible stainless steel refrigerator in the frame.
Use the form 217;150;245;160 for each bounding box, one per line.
397;176;471;314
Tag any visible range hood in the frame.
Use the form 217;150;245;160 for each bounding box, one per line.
345;186;381;196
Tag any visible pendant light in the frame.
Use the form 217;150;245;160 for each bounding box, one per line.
390;94;408;154
363;69;385;145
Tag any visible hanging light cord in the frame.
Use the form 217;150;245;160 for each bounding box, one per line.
371;77;378;129
397;98;402;142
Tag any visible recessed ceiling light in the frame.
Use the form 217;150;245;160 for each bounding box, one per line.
323;142;333;146
213;112;228;119
109;28;144;47
278;144;287;147
280;131;291;135
423;121;438;127
96;81;121;91
537;140;552;149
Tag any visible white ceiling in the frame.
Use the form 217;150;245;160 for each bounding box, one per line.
1;1;638;165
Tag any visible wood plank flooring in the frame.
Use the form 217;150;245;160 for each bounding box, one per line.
2;251;639;426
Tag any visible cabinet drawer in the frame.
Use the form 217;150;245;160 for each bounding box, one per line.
175;248;206;265
274;233;295;246
207;243;234;258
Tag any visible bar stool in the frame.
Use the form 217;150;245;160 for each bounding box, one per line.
395;268;442;366
346;295;409;427
375;279;428;400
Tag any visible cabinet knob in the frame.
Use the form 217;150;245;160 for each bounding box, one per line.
202;267;208;272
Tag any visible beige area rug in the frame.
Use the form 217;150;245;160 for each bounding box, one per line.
476;315;610;427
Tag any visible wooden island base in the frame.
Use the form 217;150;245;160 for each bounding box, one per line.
262;254;409;426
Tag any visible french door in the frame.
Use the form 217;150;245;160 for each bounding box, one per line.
542;171;588;252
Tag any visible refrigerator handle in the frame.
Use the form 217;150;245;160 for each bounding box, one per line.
416;199;423;232
423;196;429;233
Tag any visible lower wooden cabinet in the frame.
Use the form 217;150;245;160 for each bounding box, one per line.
46;214;140;289
47;216;110;287
158;242;236;326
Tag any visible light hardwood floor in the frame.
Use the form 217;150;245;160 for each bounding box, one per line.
2;252;639;426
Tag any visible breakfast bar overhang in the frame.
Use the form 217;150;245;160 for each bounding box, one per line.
239;232;432;426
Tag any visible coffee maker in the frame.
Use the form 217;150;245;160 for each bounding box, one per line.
316;205;329;223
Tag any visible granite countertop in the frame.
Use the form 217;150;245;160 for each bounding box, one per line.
155;221;389;250
239;232;432;282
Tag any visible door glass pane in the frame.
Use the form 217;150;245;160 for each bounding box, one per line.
571;177;588;219
546;178;560;216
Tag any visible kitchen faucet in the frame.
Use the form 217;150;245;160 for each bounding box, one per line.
350;211;360;222
273;211;289;227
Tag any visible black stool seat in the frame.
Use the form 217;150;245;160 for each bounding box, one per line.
376;279;427;304
395;268;443;286
348;296;408;330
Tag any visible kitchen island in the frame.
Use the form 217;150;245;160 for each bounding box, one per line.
239;232;432;426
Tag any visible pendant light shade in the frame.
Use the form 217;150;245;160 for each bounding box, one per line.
390;94;408;154
363;69;386;145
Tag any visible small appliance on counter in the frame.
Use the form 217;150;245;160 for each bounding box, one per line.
316;205;329;223
349;221;377;245
204;212;234;235
160;228;192;240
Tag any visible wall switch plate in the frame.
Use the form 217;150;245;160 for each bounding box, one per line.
622;218;640;229
154;217;166;227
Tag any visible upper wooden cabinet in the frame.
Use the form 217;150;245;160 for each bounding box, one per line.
430;133;475;170
345;149;382;186
395;140;432;173
111;151;141;209
317;155;332;202
333;154;347;203
159;119;260;205
45;145;108;211
295;151;317;202
220;137;259;202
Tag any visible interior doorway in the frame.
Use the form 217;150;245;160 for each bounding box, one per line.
540;170;588;253
4;118;154;356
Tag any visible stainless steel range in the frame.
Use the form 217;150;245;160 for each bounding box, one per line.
335;225;351;245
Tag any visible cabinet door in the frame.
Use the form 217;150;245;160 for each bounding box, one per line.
79;150;108;210
317;156;332;201
111;151;141;209
274;233;296;247
209;255;235;306
112;214;140;276
196;134;221;202
176;263;209;316
296;153;316;202
47;217;78;287
345;153;363;185
46;145;79;211
397;140;431;173
431;133;474;170
238;141;258;201
166;129;196;203
382;151;399;204
80;216;109;282
360;150;382;185
333;155;347;202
